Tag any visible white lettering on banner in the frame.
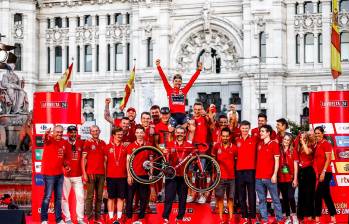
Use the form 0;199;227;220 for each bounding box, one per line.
336;175;349;186
34;162;42;173
335;123;349;134
313;123;335;134
35;123;54;134
321;100;348;107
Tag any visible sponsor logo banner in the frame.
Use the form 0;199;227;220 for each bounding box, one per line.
35;123;54;135
338;150;349;159
336;175;349;186
34;162;42;173
313;123;335;134
35;149;43;160
336;162;349;173
35;136;44;147
40;101;68;109
35;174;44;186
321;100;348;107
335;136;349;147
335;123;349;134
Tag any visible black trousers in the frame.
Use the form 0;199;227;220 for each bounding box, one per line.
315;172;336;217
236;170;256;218
297;166;316;218
278;182;296;216
126;177;150;219
162;176;188;220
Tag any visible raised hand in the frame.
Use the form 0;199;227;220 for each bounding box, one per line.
156;59;160;66
105;98;111;105
198;62;203;70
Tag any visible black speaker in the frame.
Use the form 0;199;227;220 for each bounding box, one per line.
0;209;26;224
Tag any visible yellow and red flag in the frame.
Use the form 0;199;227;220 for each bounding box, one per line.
119;66;135;110
331;0;341;79
53;63;73;92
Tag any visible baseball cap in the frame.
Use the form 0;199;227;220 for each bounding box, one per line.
127;107;136;113
67;125;77;132
160;107;170;114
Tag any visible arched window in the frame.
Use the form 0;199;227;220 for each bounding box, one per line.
341;32;349;61
304;33;314;63
304;1;314;14
296;34;300;64
84;45;92;72
14;43;22;71
340;0;349;11
115;43;123;70
318;33;323;63
55;46;62;73
259;32;266;63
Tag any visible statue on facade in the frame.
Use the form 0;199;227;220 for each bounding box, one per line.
200;48;215;72
0;64;29;114
202;1;211;33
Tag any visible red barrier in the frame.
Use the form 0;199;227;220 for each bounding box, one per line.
309;91;349;223
31;92;82;222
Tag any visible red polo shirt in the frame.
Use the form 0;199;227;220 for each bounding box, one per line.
64;139;84;177
212;142;237;179
154;121;171;145
298;146;314;168
314;139;332;174
166;140;193;176
193;116;208;144
251;127;277;142
42;137;68;176
278;148;299;183
104;142;127;178
236;135;258;170
256;140;280;179
83;138;106;175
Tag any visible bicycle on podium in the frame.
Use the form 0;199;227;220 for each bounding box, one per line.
128;139;221;193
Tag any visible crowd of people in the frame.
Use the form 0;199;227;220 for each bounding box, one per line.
39;59;337;224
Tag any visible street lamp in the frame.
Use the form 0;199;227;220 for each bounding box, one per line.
238;55;278;113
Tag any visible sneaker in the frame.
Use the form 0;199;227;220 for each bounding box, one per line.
163;218;169;224
197;195;206;204
41;222;48;224
57;221;66;224
186;195;194;203
78;220;87;224
239;218;249;224
284;217;292;224
291;214;299;224
66;220;73;224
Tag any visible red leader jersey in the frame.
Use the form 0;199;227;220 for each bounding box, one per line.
193;116;208;144
166;140;193;176
251;127;277;142
64;139;84;177
278;148;299;183
236;135;258;171
154;121;171;145
212;142;237;179
157;65;201;114
256;140;280;179
104;142;127;178
42;137;68;176
83;138;106;175
127;141;151;176
314;139;332;174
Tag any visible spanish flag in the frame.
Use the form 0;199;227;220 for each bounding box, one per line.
331;0;341;79
53;63;73;92
119;66;135;110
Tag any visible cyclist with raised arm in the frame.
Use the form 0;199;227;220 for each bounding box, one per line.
156;59;202;127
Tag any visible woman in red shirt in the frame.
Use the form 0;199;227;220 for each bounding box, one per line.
277;134;298;224
313;126;336;224
297;132;316;222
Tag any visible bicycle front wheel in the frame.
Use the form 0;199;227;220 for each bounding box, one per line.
183;154;221;193
128;146;166;184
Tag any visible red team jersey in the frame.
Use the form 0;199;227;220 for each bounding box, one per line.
154;121;170;145
166;140;193;176
127;141;151;176
42;137;68;176
193;116;208;144
235;135;258;171
64;139;84;177
104;142;127;178
157;65;201;114
212;143;237;179
314;139;332;174
251;127;277;141
256;140;280;179
83;138;106;175
278;149;299;182
298;147;314;168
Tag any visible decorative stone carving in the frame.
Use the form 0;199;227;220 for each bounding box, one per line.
339;12;349;29
106;24;130;41
202;1;212;32
144;23;153;37
46;27;69;45
294;14;322;32
176;29;238;72
75;26;99;43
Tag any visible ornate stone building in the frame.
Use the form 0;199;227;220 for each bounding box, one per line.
1;0;349;140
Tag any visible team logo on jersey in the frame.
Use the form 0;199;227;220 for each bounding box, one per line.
217;149;222;154
91;145;96;150
236;142;241;147
109;148;114;153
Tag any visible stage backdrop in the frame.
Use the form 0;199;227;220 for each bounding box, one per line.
31;92;81;222
309;91;349;223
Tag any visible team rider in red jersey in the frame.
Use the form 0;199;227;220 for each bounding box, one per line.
156;59;202;127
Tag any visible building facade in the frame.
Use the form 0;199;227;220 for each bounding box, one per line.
1;0;349;140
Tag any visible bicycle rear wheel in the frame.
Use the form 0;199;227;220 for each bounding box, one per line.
128;146;166;184
183;154;221;193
